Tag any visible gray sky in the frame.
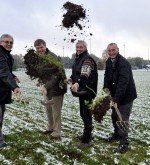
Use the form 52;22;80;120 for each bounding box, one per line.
0;0;150;59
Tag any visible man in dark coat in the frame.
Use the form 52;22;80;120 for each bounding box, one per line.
66;40;98;149
0;34;21;148
103;43;137;153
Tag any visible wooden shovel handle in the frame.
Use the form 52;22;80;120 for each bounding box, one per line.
113;105;123;121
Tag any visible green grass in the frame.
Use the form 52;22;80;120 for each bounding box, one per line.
0;70;150;165
0;121;149;165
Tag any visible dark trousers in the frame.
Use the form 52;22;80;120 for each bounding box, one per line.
79;97;93;143
0;104;5;144
111;101;133;145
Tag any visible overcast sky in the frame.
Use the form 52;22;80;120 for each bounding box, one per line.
0;0;150;60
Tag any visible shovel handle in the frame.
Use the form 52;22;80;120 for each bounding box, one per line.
113;105;123;121
67;80;72;87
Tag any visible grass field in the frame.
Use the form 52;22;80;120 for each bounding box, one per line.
0;70;150;165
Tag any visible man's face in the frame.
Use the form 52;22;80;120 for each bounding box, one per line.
35;44;46;55
76;43;87;55
107;44;119;59
0;37;13;51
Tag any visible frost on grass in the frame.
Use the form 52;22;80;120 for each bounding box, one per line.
0;155;12;164
36;148;62;164
114;157;119;164
1;70;150;164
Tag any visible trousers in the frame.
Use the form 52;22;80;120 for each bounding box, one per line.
45;95;64;137
111;101;133;145
0;104;5;144
79;97;93;143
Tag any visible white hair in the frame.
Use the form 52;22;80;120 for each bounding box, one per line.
107;43;118;49
76;40;87;48
0;34;14;42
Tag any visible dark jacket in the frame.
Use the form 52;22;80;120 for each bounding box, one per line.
71;51;98;99
44;48;67;99
0;45;18;104
104;53;137;105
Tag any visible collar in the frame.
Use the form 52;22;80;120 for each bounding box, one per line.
75;50;88;58
0;45;11;54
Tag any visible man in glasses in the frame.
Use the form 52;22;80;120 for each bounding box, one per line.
0;34;21;148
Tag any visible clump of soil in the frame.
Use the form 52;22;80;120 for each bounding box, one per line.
91;95;111;123
62;1;86;30
61;1;92;43
24;49;58;81
24;49;67;90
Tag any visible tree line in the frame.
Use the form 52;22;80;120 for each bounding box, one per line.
12;51;150;71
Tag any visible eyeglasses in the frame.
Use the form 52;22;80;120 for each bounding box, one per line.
2;40;14;45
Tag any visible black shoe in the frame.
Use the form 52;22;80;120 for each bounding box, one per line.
42;130;53;134
106;134;120;142
0;142;7;148
113;144;128;153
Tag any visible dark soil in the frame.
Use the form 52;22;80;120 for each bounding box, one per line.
92;96;111;123
62;1;86;30
61;1;92;43
24;49;60;82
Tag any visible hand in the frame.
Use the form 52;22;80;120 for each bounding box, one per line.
111;101;118;109
14;87;21;96
36;79;43;87
64;78;73;87
40;86;47;96
64;78;72;84
71;83;79;92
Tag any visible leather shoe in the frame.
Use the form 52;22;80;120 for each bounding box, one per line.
113;144;128;153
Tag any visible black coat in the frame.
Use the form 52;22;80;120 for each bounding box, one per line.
71;51;98;99
104;54;137;105
0;46;18;104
